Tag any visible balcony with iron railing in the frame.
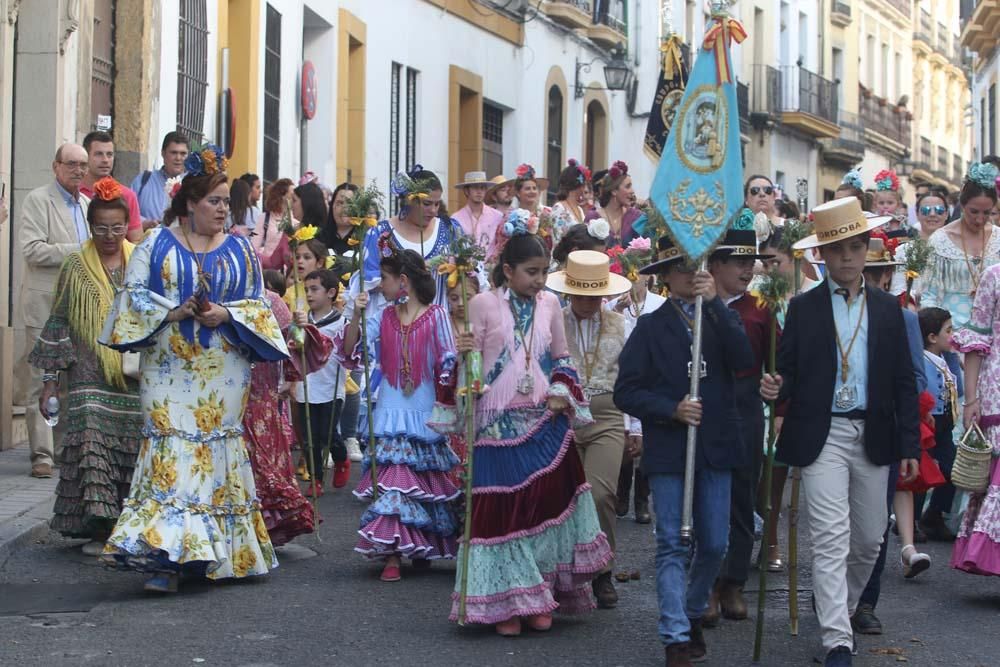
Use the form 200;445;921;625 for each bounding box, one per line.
936;147;949;180
914;9;933;48
858;85;911;152
777;65;840;138
539;0;593;30
831;0;852;26
953;154;964;184
749;65;783;127
917;137;932;171
589;0;627;48
820;110;865;167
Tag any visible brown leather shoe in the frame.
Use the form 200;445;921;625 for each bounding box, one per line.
719;581;748;620
665;642;693;667
688;618;707;662
592;571;619;609
702;583;721;627
30;463;52;479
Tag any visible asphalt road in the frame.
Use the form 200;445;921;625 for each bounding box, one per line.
1;469;998;667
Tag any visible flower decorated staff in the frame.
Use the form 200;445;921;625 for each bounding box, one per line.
608;236;654;283
429;233;486;625
902;236;932;305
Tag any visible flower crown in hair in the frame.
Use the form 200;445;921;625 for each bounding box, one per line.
567;158;592;184
503;208;540;238
606;160;629;183
92;177;122;202
587;218;610;241
390;164;436;203
874;169;900;193
377;230;399;259
184;142;228;177
968;162;1000;190
515;163;538;181
841;168;863;191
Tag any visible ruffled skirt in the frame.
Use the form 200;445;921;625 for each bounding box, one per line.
951;455;1000;576
451;410;611;624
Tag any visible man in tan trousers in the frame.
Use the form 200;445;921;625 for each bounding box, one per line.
17;143;90;477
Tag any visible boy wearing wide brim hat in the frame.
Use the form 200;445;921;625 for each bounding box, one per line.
761;197;920;667
485;175;514;216
547;250;634;609
614;236;754;664
453;170;503;251
706;218;781;624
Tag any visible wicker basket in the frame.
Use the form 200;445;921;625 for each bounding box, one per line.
952;423;993;494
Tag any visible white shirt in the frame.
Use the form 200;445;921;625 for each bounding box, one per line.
294;309;348;404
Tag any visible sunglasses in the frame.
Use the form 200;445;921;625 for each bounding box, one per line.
749;186;774;196
920;205;947;216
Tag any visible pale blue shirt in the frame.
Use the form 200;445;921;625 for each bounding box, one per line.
828;278;868;412
130;167;182;223
54;181;88;244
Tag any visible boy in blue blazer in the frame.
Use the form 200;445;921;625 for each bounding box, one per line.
614;236;752;666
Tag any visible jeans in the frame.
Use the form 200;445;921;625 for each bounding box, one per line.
858;461;896;610
649;467;732;645
720;377;764;585
296;399;345;484
339;370;362;441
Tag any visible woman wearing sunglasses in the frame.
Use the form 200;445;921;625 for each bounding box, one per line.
744;175;780;229
890;190;951;298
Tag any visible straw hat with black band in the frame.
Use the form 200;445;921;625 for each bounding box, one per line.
547;250;632;297
793;197;892;250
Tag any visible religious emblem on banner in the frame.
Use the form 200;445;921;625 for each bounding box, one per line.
644;34;690;162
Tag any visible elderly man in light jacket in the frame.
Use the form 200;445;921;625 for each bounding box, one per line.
17;143;90;478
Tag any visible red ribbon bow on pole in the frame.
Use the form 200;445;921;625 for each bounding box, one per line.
702;15;748;85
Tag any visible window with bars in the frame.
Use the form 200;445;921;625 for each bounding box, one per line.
990;84;997;156
483;102;504;179
546;86;564;203
389;63;418;216
263;5;282;183
177;0;208;144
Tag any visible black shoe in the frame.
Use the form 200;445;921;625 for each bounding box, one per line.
919;512;956;542
687;618;707;663
850;603;883;635
664;642;693;667
635;505;652;524
615;498;629;518
823;646;852;666
592;571;619;609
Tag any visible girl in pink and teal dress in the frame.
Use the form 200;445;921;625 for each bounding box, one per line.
338;237;460;583
951;162;1000;577
440;218;611;636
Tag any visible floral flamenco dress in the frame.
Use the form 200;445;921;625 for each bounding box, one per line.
437;287;611;624
951;264;1000;576
242;290;315;546
337;303;461;561
99;227;289;579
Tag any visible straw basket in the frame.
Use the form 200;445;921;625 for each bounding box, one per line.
951;423;993;494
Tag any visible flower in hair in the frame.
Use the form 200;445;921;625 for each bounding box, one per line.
626;236;651;252
587;218;610;241
874;169;900;192
92;177;122;202
567;158;592;184
183;142;228;177
607;160;629;181
968;162;1000;190
164;174;183;200
515;163;536;180
503;208;539;238
841;169;863;190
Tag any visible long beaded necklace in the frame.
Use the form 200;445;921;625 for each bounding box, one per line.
509;294;536;395
960;224;988;297
575;311;604;386
832;290;866;410
398;304;428;396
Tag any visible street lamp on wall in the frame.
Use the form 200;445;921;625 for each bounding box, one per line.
575;43;632;99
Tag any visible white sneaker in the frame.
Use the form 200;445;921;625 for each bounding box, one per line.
901;545;931;579
346;437;363;462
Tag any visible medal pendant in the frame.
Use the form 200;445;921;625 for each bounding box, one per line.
403;378;415;396
835;384;857;411
517;373;534;395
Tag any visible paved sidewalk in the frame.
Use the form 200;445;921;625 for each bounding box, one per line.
0;444;56;566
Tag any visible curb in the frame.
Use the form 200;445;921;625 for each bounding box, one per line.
0;497;52;567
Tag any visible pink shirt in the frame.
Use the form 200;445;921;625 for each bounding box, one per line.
453;204;503;251
80;180;142;232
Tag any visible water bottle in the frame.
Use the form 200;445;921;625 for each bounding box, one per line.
43;396;59;428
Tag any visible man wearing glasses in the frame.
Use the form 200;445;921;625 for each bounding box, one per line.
16;143;91;479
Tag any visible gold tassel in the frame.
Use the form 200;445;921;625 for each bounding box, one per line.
661;34;685;81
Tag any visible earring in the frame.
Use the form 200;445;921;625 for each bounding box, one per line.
397;283;410;305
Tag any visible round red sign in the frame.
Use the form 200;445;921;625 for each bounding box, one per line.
301;61;318;120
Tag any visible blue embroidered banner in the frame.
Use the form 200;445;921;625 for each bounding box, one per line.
646;10;747;262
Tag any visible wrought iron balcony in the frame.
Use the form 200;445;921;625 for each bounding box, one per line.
540;0;593;30
936;147;949;178
918;136;933;170
914;9;933;47
749;65;782;127
936;22;950;54
777;65;840;138
820;111;865;168
589;0;627;48
859;87;911;151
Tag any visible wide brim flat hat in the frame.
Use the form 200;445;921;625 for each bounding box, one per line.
639;235;689;275
711;227;775;260
486;175;509;197
454;171;493;188
812;234;901;267
793;197;892;250
546;250;632;297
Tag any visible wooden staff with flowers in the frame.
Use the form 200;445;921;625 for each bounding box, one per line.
749;268;791;662
429;235;486;625
342;182;385;499
902;236;931;307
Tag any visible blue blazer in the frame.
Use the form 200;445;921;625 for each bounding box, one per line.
614;296;754;476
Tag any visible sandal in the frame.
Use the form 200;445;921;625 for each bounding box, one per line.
901;545;930;579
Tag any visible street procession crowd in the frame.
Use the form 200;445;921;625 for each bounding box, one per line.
12;20;1000;666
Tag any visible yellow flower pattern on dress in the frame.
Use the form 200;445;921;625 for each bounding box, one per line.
98;228;285;580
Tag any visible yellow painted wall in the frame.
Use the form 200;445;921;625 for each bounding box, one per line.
223;0;261;178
